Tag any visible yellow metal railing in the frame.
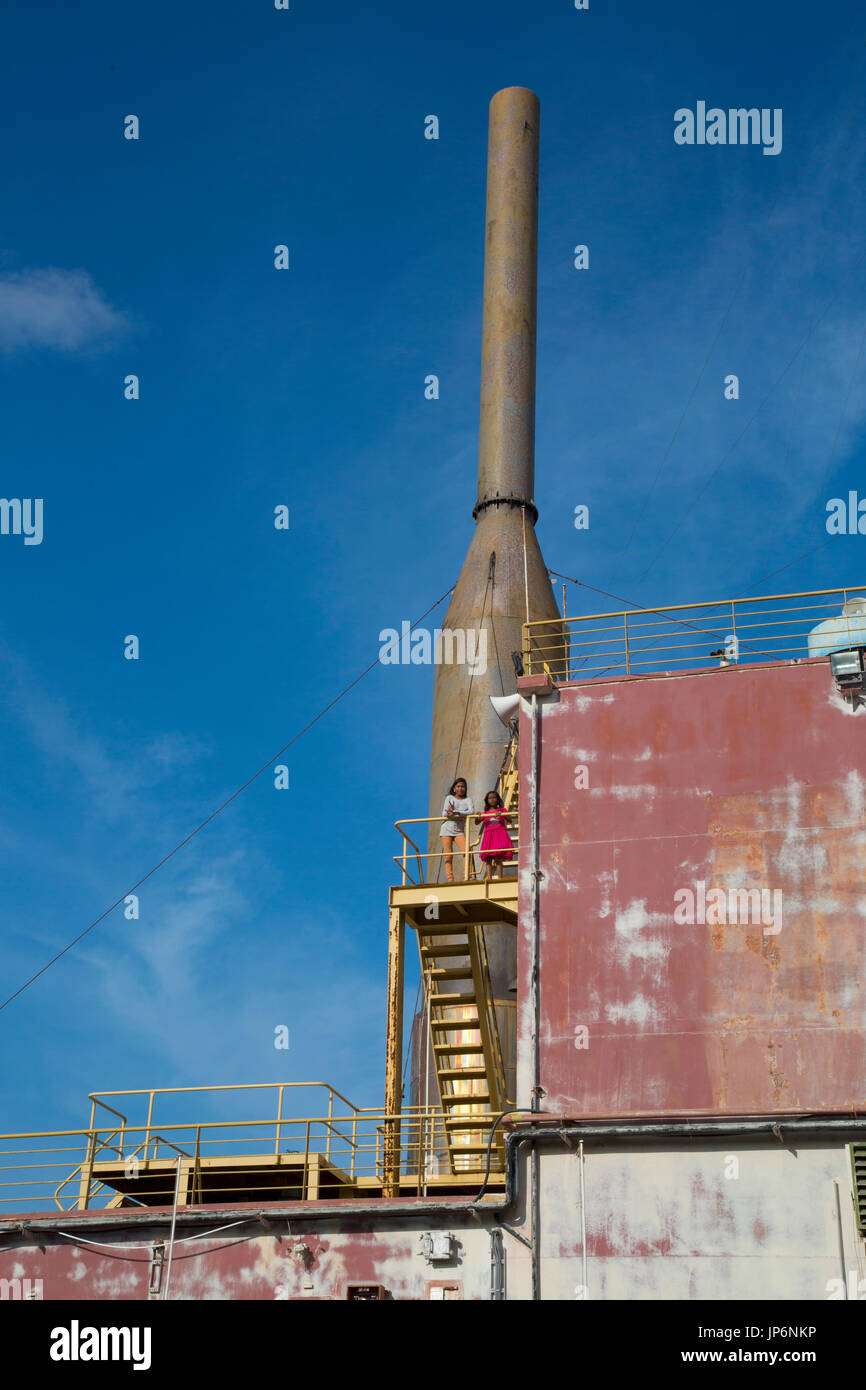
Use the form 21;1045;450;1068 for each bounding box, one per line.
394;814;519;887
0;1083;505;1215
523;585;866;683
84;1081;363;1166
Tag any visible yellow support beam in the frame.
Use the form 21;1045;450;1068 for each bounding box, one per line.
383;907;404;1197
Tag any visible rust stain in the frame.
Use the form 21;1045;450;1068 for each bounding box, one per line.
767;1040;789;1101
532;659;866;1118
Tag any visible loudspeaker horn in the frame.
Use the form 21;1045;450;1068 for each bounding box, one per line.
489;692;520;725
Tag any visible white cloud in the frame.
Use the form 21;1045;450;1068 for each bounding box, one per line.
0;267;127;352
97;858;248;1004
0;653;139;818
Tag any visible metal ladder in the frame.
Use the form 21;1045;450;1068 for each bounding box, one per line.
497;728;520;813
419;921;508;1174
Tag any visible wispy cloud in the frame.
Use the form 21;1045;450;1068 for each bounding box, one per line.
0;648;213;824
0;650;384;1104
82;852;384;1100
0;651;140;819
0;267;128;352
96;857;249;1005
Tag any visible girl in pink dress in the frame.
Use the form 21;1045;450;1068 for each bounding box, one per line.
477;791;514;880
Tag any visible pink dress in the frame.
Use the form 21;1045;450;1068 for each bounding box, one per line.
478;809;514;862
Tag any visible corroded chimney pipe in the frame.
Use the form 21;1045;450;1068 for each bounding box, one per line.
475;86;539;522
416;88;561;1112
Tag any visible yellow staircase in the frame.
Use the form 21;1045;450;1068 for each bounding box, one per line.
419;918;508;1174
496;729;520;813
389;727;520;1186
418;728;518;1175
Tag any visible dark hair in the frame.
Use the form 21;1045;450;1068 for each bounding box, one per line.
449;778;468;796
484;790;502;809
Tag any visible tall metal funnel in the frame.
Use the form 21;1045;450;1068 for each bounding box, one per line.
421;87;562;1109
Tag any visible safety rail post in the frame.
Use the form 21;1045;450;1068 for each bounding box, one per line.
77;1130;98;1210
731;600;738;661
623;612;631;676
394;823;426;886
89;1096;129;1130
145;1091;155;1157
414;1113;424;1196
194;1126;202;1206
843;589;851;645
275;1085;284;1157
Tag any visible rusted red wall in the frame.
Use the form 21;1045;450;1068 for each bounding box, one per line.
0;1202;495;1300
518;659;866;1117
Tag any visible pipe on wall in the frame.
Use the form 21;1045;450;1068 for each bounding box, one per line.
490;1228;505;1300
493;1115;866;1218
578;1138;587;1300
528;691;542;1299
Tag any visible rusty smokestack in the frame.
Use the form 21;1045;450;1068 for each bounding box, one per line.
475;85;540;521
421;87;561;1107
429;86;559;840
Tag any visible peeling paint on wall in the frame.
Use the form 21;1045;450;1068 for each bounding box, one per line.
519;660;866;1117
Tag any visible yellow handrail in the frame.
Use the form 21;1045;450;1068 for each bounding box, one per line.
523;584;866;682
394;814;519;886
1;1105;505;1215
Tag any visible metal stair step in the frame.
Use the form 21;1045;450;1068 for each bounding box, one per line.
417;925;473;937
445;1143;503;1154
438;1069;489;1083
414;897;508;1179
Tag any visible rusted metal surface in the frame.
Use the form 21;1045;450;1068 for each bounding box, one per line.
428;86;559;864
531;1141;866;1300
517;659;866;1117
3;1139;863;1299
475;87;539;516
428;510;559;846
0;1207;498;1301
422;88;561;1111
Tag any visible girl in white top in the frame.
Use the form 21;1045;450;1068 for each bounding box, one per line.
440;777;475;883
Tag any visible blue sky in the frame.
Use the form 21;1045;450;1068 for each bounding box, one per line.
1;0;865;1138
